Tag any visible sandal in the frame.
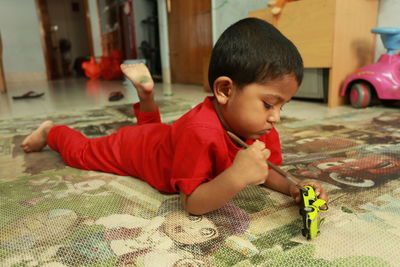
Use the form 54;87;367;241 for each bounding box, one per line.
12;91;45;100
108;91;124;101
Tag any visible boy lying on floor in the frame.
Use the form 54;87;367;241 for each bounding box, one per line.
22;18;328;215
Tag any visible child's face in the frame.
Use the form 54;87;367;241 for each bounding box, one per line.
221;74;299;139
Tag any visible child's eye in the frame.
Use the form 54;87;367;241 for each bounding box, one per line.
263;102;273;109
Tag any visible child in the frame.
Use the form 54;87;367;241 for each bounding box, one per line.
22;18;328;215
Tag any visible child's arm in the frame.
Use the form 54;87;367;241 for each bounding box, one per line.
263;168;293;196
263;169;329;203
180;166;246;215
181;140;270;215
216;131;328;203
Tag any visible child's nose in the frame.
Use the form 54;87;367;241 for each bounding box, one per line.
267;110;280;124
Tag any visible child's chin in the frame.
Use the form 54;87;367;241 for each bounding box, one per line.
247;133;262;140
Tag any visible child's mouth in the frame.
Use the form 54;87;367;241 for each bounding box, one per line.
258;129;271;135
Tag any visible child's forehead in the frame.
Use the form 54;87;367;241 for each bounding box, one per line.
263;73;299;84
241;75;299;102
263;74;299;89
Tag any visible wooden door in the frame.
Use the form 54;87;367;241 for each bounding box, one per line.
36;0;93;79
35;0;60;79
167;0;212;85
119;1;137;59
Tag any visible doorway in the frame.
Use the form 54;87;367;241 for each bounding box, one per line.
98;0;162;81
36;0;92;79
167;0;212;85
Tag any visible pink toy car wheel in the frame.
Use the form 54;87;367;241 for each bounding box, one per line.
349;82;372;108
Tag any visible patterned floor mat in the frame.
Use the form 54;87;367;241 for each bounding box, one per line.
0;102;399;266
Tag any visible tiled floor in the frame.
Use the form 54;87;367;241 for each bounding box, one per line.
0;78;397;120
0;78;210;119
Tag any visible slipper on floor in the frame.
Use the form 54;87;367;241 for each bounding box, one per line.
108;91;124;102
12;91;45;100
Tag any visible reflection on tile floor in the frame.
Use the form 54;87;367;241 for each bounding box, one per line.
0;78;211;119
0;77;398;120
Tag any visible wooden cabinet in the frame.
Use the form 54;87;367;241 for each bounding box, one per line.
249;0;379;107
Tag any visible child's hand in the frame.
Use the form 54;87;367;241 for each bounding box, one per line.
289;180;329;203
230;140;270;186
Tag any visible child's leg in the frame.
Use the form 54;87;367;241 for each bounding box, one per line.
47;125;125;173
45;125;90;169
24;123;129;175
121;63;162;124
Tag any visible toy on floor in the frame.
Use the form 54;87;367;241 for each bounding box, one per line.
300;186;328;240
82;57;101;80
269;160;328;240
82;50;123;80
340;27;400;108
226;131;328;240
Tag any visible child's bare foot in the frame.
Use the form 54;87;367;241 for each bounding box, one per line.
120;63;154;99
120;63;157;112
21;120;54;153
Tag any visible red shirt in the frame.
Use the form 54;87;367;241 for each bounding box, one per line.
119;96;282;195
49;96;282;195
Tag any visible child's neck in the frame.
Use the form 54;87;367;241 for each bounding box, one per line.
212;98;232;132
212;98;248;146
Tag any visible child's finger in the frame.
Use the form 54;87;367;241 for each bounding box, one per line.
318;190;329;203
262;148;271;159
251;140;265;149
303;181;320;190
315;188;321;196
301;181;328;200
310;184;329;202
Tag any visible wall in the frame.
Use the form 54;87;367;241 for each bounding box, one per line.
88;0;102;58
0;0;46;81
155;0;270;84
1;0;398;85
211;0;270;44
157;0;170;84
132;0;154;59
95;0;153;59
374;0;400;59
46;0;90;74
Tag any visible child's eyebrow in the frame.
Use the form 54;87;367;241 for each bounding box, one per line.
263;94;285;103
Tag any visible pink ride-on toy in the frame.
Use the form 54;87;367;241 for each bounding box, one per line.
340;27;400;108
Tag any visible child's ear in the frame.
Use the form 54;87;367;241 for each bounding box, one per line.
213;76;233;104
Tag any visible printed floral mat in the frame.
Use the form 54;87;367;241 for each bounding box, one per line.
0;101;399;266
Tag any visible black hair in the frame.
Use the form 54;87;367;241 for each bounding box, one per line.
208;17;303;90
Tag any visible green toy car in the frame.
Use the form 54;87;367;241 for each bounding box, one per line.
299;185;328;240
